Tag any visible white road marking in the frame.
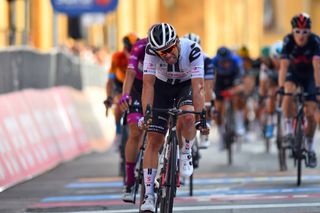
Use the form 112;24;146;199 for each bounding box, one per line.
38;202;320;213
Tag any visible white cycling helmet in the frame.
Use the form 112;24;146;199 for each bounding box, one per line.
148;23;177;51
183;33;201;45
269;40;283;59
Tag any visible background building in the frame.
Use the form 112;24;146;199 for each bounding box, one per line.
1;0;320;57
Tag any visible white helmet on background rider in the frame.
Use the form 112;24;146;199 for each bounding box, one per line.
148;23;177;51
269;41;283;59
183;33;201;45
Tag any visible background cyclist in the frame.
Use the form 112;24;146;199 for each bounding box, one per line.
212;47;245;149
279;13;320;168
104;33;139;147
119;37;148;202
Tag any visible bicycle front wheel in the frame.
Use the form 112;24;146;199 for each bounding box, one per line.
295;117;304;186
160;136;177;213
276;110;287;171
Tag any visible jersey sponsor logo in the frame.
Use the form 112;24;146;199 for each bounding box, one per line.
144;69;156;75
146;62;155;70
161;72;187;78
292;55;310;64
191;66;204;75
189;43;201;63
129;55;138;60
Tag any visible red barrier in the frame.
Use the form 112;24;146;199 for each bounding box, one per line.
0;91;59;191
22;90;62;164
53;87;91;153
0;95;26;191
0;86;102;191
47;88;82;161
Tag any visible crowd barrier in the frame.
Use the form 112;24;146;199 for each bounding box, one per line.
0;46;106;94
0;86;109;192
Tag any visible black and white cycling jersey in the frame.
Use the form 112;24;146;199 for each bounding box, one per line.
143;38;204;84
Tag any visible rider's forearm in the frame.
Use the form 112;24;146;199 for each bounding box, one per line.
279;59;289;87
142;76;155;114
313;58;320;87
122;69;136;95
192;78;205;114
106;79;113;98
278;69;287;88
204;79;214;102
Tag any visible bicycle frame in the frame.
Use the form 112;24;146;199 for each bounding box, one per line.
224;98;236;165
131;132;147;209
280;89;315;186
292;92;307;186
276;95;287;171
150;104;204;213
156;109;180;213
120;112;129;184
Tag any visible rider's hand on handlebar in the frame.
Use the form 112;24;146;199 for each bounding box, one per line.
195;121;210;135
195;110;210;135
138;105;153;130
103;96;113;116
277;86;285;95
119;93;132;112
138;116;153;130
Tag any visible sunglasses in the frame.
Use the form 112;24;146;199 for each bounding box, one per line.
293;29;310;35
157;45;177;57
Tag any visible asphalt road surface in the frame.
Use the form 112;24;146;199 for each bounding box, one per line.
1;127;320;213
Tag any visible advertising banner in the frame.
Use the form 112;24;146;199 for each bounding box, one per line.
51;0;118;16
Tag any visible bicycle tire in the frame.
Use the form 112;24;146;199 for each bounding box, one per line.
265;137;270;153
138;178;145;212
226;132;233;165
295;117;304;186
189;135;199;197
276;110;287;171
160;136;177;213
134;149;144;205
158;143;169;212
120;125;129;184
225;101;234;166
156;146;167;213
189;174;193;197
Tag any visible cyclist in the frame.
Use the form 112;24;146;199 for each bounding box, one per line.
258;46;272;120
140;23;209;212
262;41;283;138
237;46;257;96
184;32;214;148
119;38;148;202
236;46;259;132
279;13;320;168
212;47;245;149
104;33;139;146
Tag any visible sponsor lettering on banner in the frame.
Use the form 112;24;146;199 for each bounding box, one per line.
53;87;90;153
0;96;27;191
0;86;99;191
22;90;62;165
51;0;118;16
50;88;82;160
